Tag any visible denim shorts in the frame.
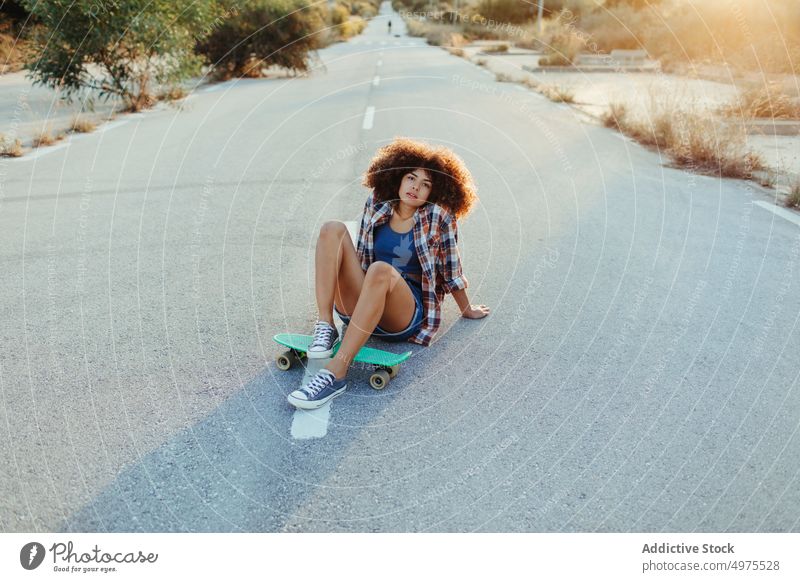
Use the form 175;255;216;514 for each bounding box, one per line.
333;271;424;342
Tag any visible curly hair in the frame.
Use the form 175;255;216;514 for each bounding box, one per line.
361;137;478;220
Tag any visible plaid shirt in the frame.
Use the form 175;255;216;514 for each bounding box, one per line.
355;191;469;346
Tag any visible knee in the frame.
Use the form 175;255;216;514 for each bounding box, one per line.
319;220;347;239
365;261;394;286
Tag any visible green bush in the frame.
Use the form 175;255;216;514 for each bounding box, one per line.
197;0;326;79
21;0;217;111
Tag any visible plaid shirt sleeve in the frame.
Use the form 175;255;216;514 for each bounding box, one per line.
439;213;469;294
356;191;374;270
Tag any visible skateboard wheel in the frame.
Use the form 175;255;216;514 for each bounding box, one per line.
388;365;399;379
276;350;295;371
370;369;391;390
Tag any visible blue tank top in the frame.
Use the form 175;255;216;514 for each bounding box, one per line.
373;222;422;275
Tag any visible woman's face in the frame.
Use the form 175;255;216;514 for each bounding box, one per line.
398;168;432;208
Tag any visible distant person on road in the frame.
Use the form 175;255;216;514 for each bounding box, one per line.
388;19;392;34
287;138;490;409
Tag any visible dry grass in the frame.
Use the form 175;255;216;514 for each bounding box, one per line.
601;102;628;130
718;82;800;120
32;129;65;148
339;16;367;40
0;135;24;157
0;24;27;74
603;99;767;180
69;116;96;133
446;47;465;57
157;86;188;102
521;77;540;91
539;85;575;104
786;180;800;209
495;72;515;83
404;17;466;47
484;44;509;54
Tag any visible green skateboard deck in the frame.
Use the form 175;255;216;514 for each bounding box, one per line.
273;333;412;390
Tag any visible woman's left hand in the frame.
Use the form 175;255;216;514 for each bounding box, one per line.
462;304;490;319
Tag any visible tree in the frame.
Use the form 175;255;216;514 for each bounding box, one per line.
196;0;326;79
22;0;218;110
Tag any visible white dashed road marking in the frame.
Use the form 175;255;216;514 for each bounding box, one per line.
289;222;358;440
362;106;375;130
373;75;380;87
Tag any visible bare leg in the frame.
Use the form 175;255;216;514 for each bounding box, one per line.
325;263;415;380
314;221;364;326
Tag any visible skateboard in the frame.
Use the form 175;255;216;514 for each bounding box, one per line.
273;333;412;390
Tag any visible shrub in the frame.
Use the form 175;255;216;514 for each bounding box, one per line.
339;17;367;39
785;180;800;209
718;82;800;120
69;116;97;133
603;98;767;180
32;129;65;148
0;135;23;157
484;44;509;53
539;15;585;66
21;0;216;111
475;0;531;24
331;4;350;26
197;0;326;79
351;1;379;18
540;85;574;103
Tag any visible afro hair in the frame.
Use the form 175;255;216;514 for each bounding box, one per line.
361;137;478;220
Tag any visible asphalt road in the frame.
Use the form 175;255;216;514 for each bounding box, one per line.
1;3;799;532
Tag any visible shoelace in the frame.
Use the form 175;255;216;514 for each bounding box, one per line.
310;321;335;349
301;371;334;398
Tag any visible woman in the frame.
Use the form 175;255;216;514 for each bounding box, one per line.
288;138;490;409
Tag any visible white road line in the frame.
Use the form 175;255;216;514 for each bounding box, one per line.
15;141;71;161
95;118;131;134
611;131;637;145
12;114;139;162
380;41;387;46
373;75;380;87
754;201;800;228
377;59;383;67
289;221;358;440
290;358;334;439
362;106;375;130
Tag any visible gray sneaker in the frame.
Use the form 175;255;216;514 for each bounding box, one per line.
308;320;339;359
287;369;347;409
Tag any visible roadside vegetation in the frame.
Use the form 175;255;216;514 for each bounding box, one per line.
0;134;23;157
1;0;378;156
601;97;767;181
0;1;28;74
717;82;800;120
786;180;800;209
8;0;379;109
395;0;799;75
400;0;798;200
